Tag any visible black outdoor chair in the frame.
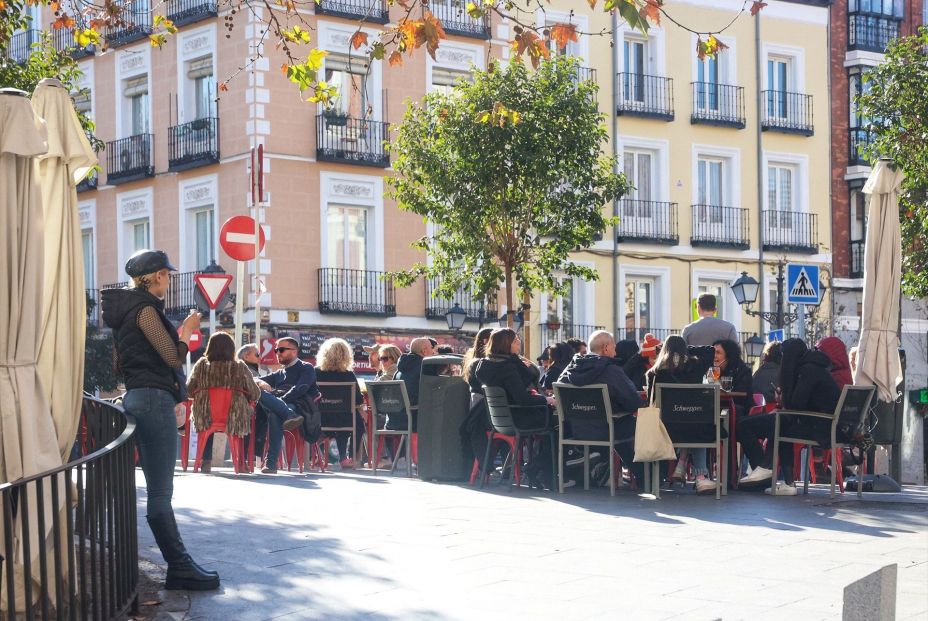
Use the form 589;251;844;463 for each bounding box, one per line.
652;383;725;499
771;384;877;498
552;383;636;496
316;381;361;466
482;385;557;492
366;380;414;477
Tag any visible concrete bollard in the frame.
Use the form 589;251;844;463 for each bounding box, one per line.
843;564;897;621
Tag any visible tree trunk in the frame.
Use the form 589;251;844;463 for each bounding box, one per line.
504;263;514;329
522;289;532;358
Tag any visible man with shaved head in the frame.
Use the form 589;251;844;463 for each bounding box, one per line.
390;337;436;432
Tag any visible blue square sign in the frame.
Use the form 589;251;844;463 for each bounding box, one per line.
786;263;820;304
768;329;785;342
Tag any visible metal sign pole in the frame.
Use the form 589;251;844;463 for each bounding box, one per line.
254;144;263;353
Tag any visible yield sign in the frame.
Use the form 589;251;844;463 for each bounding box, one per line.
194;273;233;310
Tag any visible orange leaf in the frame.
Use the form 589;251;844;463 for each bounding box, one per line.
586;0;597;8
350;31;368;50
750;1;767;16
280;63;288;75
421;11;446;59
388;50;403;66
218;83;229;92
640;0;661;25
53;14;75;30
549;23;578;50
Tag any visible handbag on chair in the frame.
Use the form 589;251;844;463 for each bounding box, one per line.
633;399;676;462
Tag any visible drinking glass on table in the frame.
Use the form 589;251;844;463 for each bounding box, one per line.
711;366;721;383
720;376;733;392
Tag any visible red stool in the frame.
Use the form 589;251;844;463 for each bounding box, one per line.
470;431;518;487
193;388;248;474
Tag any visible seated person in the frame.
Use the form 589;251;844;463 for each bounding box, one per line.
752;341;782;407
392;337;435;431
540;342;574;391
712;339;753;418
314;337;366;469
623;333;661;391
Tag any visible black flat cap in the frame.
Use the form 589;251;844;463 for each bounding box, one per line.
125;249;178;277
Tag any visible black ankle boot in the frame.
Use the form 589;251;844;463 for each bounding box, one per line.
147;514;220;590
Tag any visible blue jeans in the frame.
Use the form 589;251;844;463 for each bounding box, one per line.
257;392;296;467
123;388;178;521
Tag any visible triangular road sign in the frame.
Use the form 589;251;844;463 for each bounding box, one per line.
194;273;233;310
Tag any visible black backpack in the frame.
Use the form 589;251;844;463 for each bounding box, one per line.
297;393;323;443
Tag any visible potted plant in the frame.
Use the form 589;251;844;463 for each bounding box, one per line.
324;107;349;127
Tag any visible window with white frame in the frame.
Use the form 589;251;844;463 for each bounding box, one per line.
697;280;730;324
124;75;149;136
125;219;150;260
324;54;371;119
624;277;654;338
623;149;655;221
545;276;593;329
189;207;215;270
697;156;726;219
767;164;795;213
82;229;95;290
186;56;214;120
325;204;370;270
766;55;793;119
849;184;868;242
623;35;649;102
430;66;471;96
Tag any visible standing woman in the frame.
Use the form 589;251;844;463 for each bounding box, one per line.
101;250;219;590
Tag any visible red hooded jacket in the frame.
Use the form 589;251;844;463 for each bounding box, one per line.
816;337;853;388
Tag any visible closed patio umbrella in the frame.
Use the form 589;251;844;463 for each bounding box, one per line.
856;159;904;403
32;78;97;461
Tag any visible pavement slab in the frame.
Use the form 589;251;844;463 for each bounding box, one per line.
134;467;928;621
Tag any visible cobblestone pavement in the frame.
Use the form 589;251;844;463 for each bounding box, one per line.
136;467;928;621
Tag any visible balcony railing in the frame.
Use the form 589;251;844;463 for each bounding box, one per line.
315;0;390;23
103;270;198;319
86;288;102;326
428;0;489;38
105;2;153;47
318;268;396;316
425;277;498;322
615;328;758;352
761;90;814;135
616;200;678;245
616;73;674;120
169;117;220;172
106;134;154;184
850;239;865;279
6;29;39;64
849;128;874;166
77;170;99;192
761;210;819;253
539;323;604;353
53;27;94;58
690;82;745;128
167;0;218;27
690;205;749;249
848;14;901;52
316;115;389;167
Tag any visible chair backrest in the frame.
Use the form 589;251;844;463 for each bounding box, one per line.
482;385;518;435
655;383;720;444
207;387;233;427
835;385;877;430
366;380;412;418
552;383;613;441
316;382;358;415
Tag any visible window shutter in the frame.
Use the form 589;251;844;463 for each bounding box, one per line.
123;76;148;97
187;56;213;79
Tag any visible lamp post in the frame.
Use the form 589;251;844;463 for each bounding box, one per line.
744;334;766;359
445;303;467;332
730;262;796;330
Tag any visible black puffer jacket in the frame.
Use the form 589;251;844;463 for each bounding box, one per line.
645;346;715;402
540;361;567;390
558;354;645;413
720;357;753;418
782;349;843;447
473;354;547;410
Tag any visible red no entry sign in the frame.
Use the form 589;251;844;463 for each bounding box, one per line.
220;216;266;262
179;327;204;351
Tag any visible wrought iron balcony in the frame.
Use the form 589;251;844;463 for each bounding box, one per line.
428;0;489;38
105;2;153;47
102;271;198;319
315;0;389;23
850;239;865;279
77;170;98;192
167;0;218;27
690;205;750;249
616;200;678;245
761;210;819;254
316;115;389;168
169;117;220;172
616;73;674;120
106;134;154;185
761;90;814;136
849;127;874;166
539;323;604;353
690;82;745;129
6;29;39;64
318;268;396;316
615;327;757;351
53;27;94;58
425;277;497;322
848;14;900;52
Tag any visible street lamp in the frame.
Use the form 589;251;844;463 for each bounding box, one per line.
729;263;797;330
744;334;766;359
445;303;467;332
730;272;760;307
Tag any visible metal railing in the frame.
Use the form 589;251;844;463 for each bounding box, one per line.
169;117;220;172
86;288;102;327
614;328;757;351
6;29;39;64
848;14;901;52
77;171;98;193
167;0;218;26
690;82;745;128
616;73;674;120
427;0;489;38
615;200;678;244
850;239;865;279
761;90;814;135
315;0;390;23
539;323;604;353
102;270;198;320
1;397;138;620
761;210;819;253
691;205;750;249
53;28;94;58
424;277;497;322
318;268;396;316
105;2;153;47
315;115;389;168
106;134;154;185
849;127;874;166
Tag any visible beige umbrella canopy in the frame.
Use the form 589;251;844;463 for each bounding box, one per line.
32;78;97;461
856;159;905;403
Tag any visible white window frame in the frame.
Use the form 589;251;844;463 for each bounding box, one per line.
539;263;596;329
317;22;383;121
617;136;669;202
426;40;484;94
115;45;152;139
762;43;806;93
536;9;590;61
762;151;809;213
692;144;741;208
116;188;154;274
618;265;671;332
690;34;737;85
74;61;94;124
616;21;665;77
78;199;97;291
319;171;384;271
175;25;217;124
178;175;219;272
692;268;742;331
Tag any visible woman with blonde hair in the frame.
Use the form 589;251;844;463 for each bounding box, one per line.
314;338;365;468
373;345;403;381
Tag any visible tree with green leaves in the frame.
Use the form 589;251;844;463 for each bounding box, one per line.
857;26;928;299
387;55;627;324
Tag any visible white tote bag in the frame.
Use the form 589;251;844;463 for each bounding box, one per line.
633;400;676;462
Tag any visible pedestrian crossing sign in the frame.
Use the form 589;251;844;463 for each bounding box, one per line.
786;263;820;304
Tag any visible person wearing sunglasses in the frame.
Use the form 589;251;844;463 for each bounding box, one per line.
373;345;402;382
253;337;320;474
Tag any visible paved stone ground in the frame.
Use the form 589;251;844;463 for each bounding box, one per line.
134;466;928;621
